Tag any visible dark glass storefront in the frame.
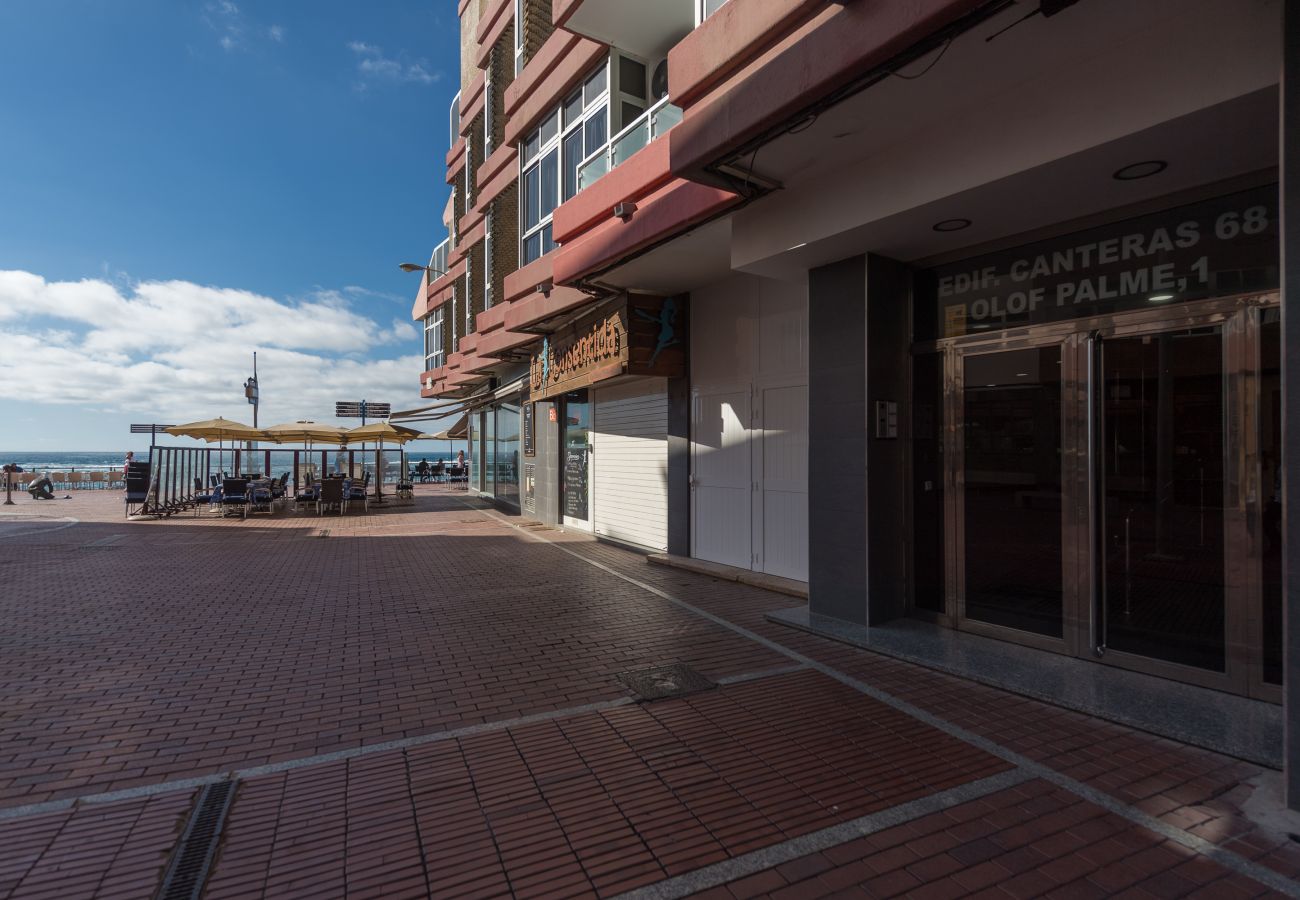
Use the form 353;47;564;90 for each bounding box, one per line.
909;186;1281;698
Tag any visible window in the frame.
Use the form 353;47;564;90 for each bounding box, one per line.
424;306;445;370
519;64;608;265
465;263;474;337
697;0;728;24
484;49;494;158
513;0;524;75
450;286;460;353
449;91;461;148
484;208;493;310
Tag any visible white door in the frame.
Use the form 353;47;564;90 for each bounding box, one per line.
691;385;752;569
756;381;808;580
592;380;668;551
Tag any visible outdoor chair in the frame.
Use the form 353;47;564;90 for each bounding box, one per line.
87;471;105;489
67;472;83;490
431;462;445;484
317;477;346;515
395;476;414;505
270;472;289;504
248;480;275;515
192;477;215;516
294;474;318;511
221;478;250;518
348;472;370;513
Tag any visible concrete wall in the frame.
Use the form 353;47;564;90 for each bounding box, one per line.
808;255;867;623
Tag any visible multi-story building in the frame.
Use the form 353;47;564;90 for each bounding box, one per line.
411;0;1298;806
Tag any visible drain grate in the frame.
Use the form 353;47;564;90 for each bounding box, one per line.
155;780;235;900
617;663;716;701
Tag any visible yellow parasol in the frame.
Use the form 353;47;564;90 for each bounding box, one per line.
261;421;348;445
165;417;267;442
343;422;424;501
165;417;268;479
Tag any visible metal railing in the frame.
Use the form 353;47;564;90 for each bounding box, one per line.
577;97;682;192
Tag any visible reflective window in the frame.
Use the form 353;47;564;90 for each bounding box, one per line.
519;61;609;265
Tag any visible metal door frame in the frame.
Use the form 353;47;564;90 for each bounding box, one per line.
923;291;1280;701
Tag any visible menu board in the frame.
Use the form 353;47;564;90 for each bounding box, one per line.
522;400;535;457
563;448;588;520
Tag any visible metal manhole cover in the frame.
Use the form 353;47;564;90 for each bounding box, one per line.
617;663;716;701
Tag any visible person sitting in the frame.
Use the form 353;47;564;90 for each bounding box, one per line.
417;459;430;483
28;474;55;500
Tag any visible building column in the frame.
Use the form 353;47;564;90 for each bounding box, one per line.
808;254;910;624
1282;0;1299;812
666;375;690;556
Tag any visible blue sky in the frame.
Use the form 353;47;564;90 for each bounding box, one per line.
0;1;460;452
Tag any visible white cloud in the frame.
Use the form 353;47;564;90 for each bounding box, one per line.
348;41;439;88
0;271;425;425
203;2;283;52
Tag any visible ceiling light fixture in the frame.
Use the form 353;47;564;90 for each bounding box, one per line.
1113;160;1167;181
1148;293;1175;303
933;218;972;232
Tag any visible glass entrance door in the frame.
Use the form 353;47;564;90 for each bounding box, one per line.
1096;328;1226;671
937;296;1280;697
959;346;1066;642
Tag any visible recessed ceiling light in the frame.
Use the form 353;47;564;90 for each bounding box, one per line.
1113;160;1167;181
1148;293;1175;303
1015;372;1029;377
933;218;972;232
786;242;808;251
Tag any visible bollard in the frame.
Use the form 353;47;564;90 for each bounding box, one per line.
2;466;13;506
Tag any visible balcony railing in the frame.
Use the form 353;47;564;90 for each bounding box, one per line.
576;97;682;193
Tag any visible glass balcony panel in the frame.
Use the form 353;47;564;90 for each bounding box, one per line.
651;102;682;137
577;152;609;192
612;118;648;166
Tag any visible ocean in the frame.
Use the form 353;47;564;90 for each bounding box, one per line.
1;444;465;473
0;452;128;472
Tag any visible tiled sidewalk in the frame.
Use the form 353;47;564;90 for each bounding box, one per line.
0;489;1297;899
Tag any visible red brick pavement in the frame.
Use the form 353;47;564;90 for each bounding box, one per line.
547;531;1300;886
0;489;1296;899
0;492;782;806
0;790;194;899
200;671;1008;900
699;779;1285;900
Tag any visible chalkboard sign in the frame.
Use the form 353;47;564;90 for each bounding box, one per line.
563;448;588;520
522;400;535;457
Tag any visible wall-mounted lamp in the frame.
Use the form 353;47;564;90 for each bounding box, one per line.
613;201;638;221
536;279;554;295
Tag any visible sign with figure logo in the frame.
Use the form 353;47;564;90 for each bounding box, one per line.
528;293;688;401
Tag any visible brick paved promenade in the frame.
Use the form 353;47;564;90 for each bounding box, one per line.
1;489;1298;898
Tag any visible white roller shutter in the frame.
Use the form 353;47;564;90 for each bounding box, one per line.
592;378;668;551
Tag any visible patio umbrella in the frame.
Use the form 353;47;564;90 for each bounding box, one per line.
262;422;348;489
261;421;348;445
166;417;268;478
343;422;424;501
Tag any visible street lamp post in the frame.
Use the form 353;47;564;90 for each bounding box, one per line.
398;263;449;277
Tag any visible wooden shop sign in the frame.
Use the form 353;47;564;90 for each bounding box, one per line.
528;294;686;401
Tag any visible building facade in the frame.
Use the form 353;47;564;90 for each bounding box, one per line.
411;0;1299;806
